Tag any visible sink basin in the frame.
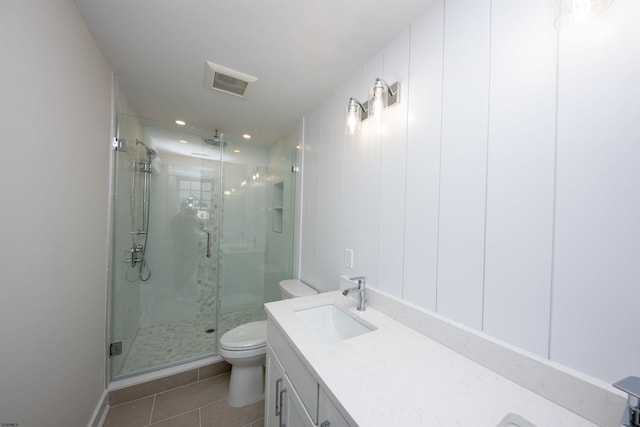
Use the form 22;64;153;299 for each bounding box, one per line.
496;413;537;427
295;303;374;342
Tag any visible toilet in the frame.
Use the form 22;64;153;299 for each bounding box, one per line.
218;279;317;407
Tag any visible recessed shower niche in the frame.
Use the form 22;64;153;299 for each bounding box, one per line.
272;181;284;233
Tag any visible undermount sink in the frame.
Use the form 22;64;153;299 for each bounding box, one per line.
496;413;537;427
295;303;374;342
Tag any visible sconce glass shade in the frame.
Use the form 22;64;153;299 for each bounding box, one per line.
345;98;366;135
555;0;613;29
369;79;388;120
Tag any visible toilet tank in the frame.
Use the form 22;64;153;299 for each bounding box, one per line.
279;279;318;299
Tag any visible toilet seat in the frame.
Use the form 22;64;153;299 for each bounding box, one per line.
219;320;267;352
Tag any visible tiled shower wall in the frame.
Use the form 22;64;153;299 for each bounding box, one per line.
299;0;640;386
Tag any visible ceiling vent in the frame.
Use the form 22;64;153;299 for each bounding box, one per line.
204;61;257;98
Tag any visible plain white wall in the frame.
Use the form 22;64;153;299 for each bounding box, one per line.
0;1;112;426
299;0;640;385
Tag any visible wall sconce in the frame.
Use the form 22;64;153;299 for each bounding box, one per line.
369;78;400;120
555;0;613;29
345;78;400;134
345;97;368;135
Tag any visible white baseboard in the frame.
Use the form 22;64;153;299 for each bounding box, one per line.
87;390;109;427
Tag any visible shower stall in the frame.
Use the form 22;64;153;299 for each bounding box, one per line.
110;114;297;379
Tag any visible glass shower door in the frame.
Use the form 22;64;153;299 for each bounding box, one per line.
110;115;222;379
216;135;297;337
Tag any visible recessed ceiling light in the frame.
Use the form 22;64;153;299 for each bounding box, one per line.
179;140;187;144
242;134;251;139
233;149;241;153
175;120;186;126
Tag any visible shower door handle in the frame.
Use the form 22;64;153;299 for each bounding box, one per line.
206;231;212;258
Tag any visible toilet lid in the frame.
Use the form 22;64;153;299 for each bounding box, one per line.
280;279;318;297
220;320;267;350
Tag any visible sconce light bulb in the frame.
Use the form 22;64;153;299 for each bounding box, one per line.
568;0;592;26
345;98;362;135
555;0;613;29
370;79;388;119
371;95;384;118
346;111;358;135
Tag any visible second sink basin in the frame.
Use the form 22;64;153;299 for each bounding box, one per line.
295;303;374;342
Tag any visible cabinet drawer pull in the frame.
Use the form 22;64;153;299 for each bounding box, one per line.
279;388;288;427
275;378;283;415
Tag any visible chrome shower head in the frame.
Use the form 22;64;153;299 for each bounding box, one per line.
145;147;157;159
204;129;227;147
136;139;157;159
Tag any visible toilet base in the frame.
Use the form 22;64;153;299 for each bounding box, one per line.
227;362;265;407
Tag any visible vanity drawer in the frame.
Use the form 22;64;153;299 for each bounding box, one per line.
268;320;319;424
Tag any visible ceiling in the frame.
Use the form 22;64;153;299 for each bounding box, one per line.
75;0;433;146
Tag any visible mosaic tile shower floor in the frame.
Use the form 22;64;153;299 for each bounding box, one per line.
120;307;267;376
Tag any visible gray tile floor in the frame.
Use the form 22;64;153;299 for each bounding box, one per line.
104;373;264;427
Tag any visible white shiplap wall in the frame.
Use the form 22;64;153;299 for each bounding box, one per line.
483;0;558;357
299;0;640;385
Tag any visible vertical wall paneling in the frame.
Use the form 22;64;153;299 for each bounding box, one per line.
354;53;384;287
341;72;365;276
298;0;640;385
436;0;491;328
482;1;557;356
319;88;347;287
551;0;640;382
377;29;411;297
301;85;347;291
402;0;445;310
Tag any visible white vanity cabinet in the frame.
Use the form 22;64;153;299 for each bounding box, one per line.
265;319;352;427
317;389;350;427
266;345;310;427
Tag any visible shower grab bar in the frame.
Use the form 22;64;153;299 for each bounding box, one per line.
206;231;212;258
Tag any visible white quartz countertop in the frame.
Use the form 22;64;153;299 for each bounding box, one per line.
264;291;597;427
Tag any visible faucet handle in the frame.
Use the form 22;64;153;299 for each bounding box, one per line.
613;376;640;427
615;376;640;398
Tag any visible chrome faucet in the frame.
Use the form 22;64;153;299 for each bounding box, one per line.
343;276;366;311
614;376;640;427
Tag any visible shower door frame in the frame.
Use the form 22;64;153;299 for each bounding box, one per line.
108;114;224;381
105;112;302;385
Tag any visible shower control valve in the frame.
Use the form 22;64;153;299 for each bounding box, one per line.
124;244;145;267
